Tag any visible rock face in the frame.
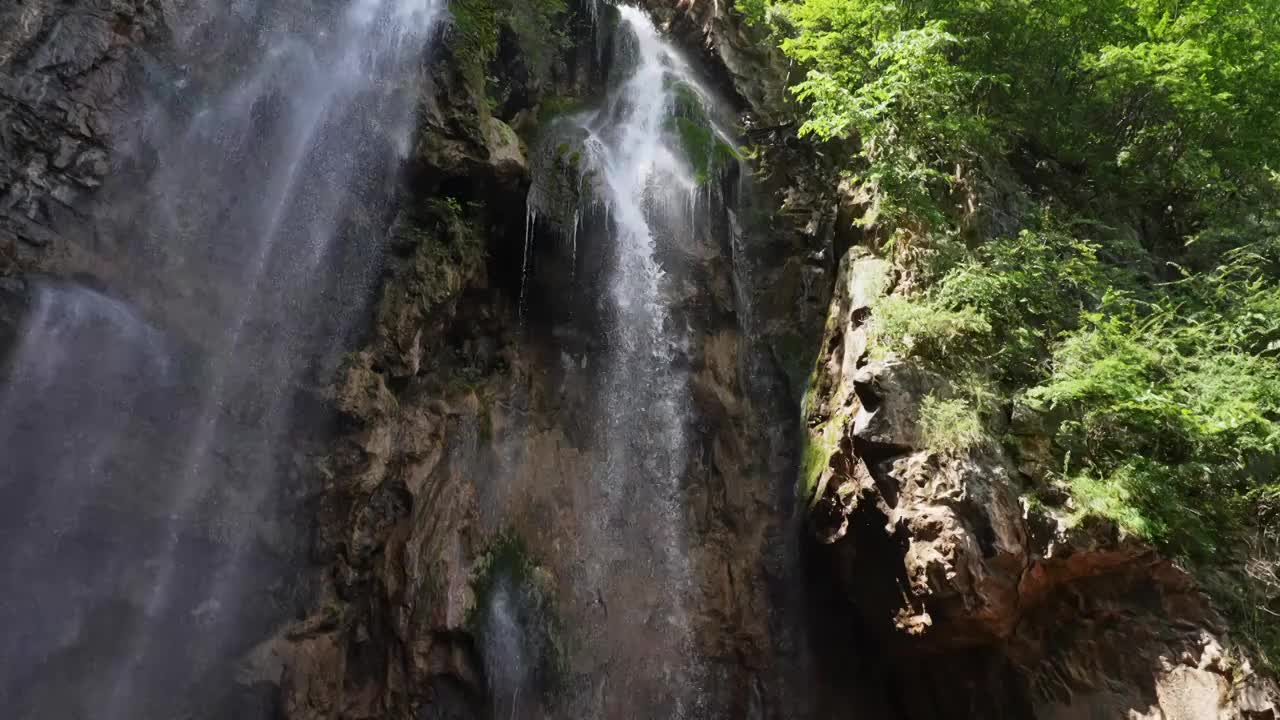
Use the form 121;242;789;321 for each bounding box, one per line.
0;0;163;270
802;239;1280;718
266;4;831;716
0;0;160;343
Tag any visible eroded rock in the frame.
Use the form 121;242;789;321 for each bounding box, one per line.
803;240;1280;718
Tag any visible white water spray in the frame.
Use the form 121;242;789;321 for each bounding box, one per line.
0;1;444;717
519;6;744;716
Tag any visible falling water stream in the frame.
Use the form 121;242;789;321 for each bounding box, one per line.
0;286;174;706
0;1;441;716
583;10;702;704
519;7;746;716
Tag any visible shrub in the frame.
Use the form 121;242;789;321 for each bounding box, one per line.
765;0;1280;665
870;294;991;364
919;394;986;453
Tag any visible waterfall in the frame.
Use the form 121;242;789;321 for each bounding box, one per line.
589;13;700;704
0;286;173;699
0;1;442;717
521;6;744;716
0;0;786;715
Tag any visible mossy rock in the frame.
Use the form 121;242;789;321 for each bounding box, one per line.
396;198;486;308
772;328;818;403
374;198;487;376
467;533;567;701
528;124;601;228
670;114;742;184
446;0;570;99
667;80;709;124
665;104;741;186
798;408;849;506
534;96;588;132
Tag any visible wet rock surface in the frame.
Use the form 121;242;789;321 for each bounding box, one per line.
267;5;813;716
0;0;161;276
2;1;438;716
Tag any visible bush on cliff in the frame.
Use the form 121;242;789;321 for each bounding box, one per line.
745;0;1280;664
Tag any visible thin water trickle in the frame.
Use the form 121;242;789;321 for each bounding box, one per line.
570;208;580;286
482;577;529;719
520;206;538;325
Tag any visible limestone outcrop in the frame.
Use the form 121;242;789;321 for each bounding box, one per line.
803;238;1280;718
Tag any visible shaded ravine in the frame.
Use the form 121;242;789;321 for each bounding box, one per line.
0;1;442;717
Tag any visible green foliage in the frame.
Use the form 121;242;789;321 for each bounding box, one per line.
759;0;1280;662
1022;248;1279;663
735;0;771;25
869;220;1122;382
1028;252;1280;557
449;0;499;82
448;0;569;88
870;294;990;364
919;394;985;453
874;222;1280;568
740;0;1280;661
756;0;1280;228
931;222;1119;383
790;20;999;224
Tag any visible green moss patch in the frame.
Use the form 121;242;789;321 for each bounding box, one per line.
664;81;741;186
467;533;567;698
798;412;846;507
669;116;741;186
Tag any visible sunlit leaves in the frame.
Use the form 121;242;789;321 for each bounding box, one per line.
757;0;1280;665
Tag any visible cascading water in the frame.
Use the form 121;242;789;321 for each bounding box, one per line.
0;285;174;711
519;6;746;716
0;1;441;716
582;9;700;707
